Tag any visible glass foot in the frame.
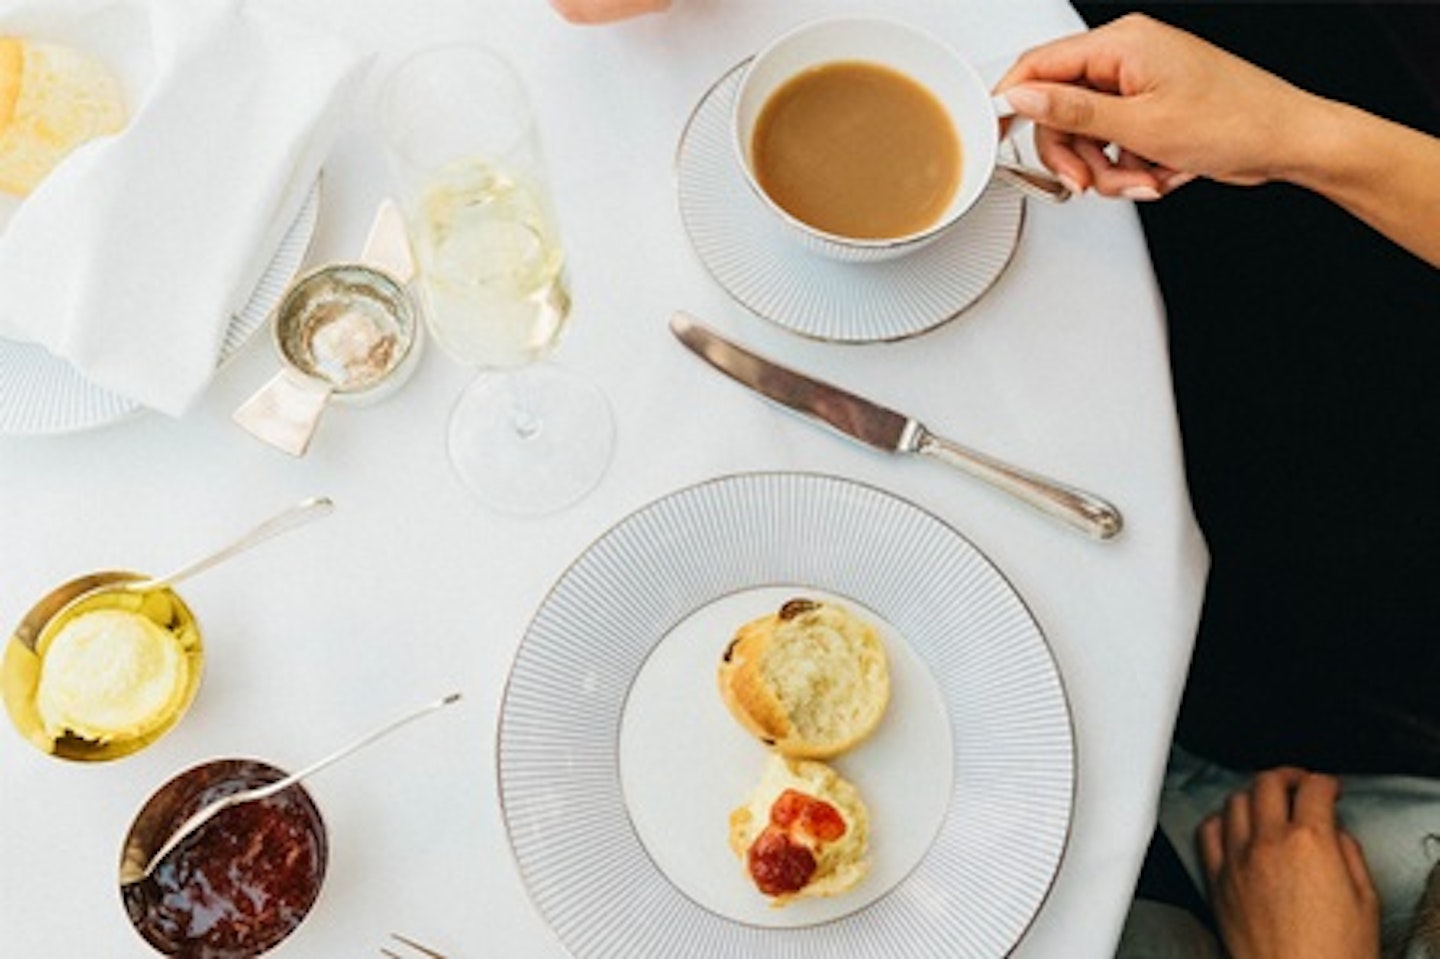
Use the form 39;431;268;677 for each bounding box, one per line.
447;364;614;516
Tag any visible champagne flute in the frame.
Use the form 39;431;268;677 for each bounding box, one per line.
378;44;613;515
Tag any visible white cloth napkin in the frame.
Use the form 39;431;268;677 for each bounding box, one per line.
0;0;367;415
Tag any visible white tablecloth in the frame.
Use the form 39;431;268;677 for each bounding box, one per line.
0;1;1208;956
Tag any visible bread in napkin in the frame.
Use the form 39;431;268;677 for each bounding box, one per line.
0;0;368;416
718;598;890;759
729;754;870;905
0;36;126;196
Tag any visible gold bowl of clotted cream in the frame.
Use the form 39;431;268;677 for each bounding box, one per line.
2;571;202;761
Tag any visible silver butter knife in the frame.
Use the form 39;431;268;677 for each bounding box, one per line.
670;311;1123;540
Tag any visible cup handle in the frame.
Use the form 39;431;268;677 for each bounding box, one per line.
989;94;1073;204
232;369;333;457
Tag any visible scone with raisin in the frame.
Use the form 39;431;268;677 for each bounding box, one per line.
729;754;870;906
718;598;890;759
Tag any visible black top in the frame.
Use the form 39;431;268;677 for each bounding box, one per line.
1076;3;1440;775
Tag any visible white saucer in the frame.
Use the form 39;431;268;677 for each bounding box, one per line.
676;62;1025;344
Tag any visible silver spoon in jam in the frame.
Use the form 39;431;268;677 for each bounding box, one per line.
121;692;461;886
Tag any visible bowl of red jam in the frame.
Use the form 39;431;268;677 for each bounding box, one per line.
120;758;328;958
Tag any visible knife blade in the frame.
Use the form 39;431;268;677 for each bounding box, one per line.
669;311;1123;540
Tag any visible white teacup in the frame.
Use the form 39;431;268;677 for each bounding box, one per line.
733;16;1064;263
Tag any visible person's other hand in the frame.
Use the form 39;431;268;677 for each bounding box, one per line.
549;0;670;24
995;14;1318;198
1198;767;1380;959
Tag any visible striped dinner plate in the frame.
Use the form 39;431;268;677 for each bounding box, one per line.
499;472;1073;959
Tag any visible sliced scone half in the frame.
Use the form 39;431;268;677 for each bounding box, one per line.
729;754;870;906
718;597;890;758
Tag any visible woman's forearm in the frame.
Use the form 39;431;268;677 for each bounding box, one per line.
1284;97;1440;268
998;15;1440;267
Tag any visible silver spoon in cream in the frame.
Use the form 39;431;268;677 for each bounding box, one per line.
118;495;335;596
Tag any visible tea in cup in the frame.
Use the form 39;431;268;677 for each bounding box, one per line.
733;16;1064;262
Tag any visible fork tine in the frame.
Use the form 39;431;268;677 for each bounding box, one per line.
379;951;403;958
388;932;447;958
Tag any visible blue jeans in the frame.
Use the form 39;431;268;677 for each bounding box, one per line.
1118;747;1440;958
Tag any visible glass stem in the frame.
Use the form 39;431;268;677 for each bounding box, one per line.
506;368;542;440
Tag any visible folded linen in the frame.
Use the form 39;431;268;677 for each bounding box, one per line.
0;0;367;415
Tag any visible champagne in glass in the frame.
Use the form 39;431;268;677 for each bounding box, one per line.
413;157;570;369
380;45;613;515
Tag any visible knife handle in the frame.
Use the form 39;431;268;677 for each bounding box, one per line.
914;427;1124;540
